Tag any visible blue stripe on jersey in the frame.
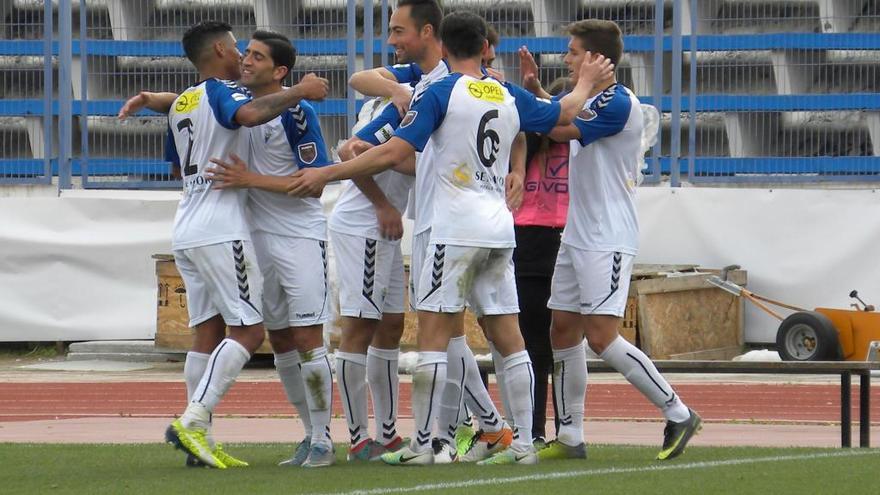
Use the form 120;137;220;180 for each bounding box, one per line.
385;63;423;86
573;84;631;147
354;102;402;145
280;100;331;169
205;78;251;130
392;73;461;152
164;125;179;164
504;82;562;134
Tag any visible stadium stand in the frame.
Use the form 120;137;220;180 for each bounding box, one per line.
0;0;878;184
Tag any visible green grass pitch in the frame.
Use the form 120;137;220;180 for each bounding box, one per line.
2;443;877;494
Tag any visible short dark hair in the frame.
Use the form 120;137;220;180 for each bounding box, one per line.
440;11;487;59
566;19;623;67
396;0;443;39
486;24;499;48
181;21;233;65
251;30;297;73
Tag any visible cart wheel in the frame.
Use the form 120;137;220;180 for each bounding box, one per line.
776;311;842;361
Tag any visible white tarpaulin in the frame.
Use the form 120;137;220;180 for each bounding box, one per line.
0;187;877;343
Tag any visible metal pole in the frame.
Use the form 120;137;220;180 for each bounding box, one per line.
688;0;697;180
859;372;870;447
670;0;683;187
58;0;73;191
43;0;53;181
346;0;357;133
80;0;89;186
364;0;374;71
380;0;389;67
651;0;664;180
841;371;852;448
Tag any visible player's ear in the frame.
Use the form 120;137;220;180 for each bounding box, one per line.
480;39;489;61
274;65;290;83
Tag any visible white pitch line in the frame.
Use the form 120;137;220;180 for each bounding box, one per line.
316;449;880;495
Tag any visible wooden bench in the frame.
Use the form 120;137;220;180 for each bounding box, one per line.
478;359;877;448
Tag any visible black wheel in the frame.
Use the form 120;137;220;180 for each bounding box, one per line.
776;311;841;361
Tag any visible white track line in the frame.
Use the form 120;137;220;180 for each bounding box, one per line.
318;450;880;495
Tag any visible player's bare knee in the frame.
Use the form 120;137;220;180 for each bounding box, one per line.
292;324;324;351
583;315;621;355
482;314;525;356
373;313;404;348
228;323;266;354
268;327;297;355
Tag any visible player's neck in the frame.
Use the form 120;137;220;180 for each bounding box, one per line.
447;56;483;78
586;76;617;97
196;62;235;83
248;82;283;98
416;42;443;74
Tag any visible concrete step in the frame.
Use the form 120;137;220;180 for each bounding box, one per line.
67;340;183;363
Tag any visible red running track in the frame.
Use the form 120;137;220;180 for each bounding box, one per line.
0;382;877;423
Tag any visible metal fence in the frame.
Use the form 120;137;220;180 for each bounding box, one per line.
1;0;878;188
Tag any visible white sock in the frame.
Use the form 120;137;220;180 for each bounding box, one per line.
183;338;250;428
184;351;210;402
411;351;447;453
438;337;467;444
489;342;512;426
300;346;334;448
553;343;587;447
337;351;369;447
503;350;535;451
457;338;503;433
274;350;312;438
599;336;690;423
367;346;400;445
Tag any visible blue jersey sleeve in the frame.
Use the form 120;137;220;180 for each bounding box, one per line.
572;86;631;147
384;63;423;84
355;102;402;145
164;125;179;164
205;79;251;130
392;74;458;152
281;101;331;169
505;82;561;134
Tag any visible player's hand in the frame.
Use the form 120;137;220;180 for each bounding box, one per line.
579;53;614;86
206;153;254;189
287;167;330;197
505;170;524;211
519;46;542;95
295;73;330;101
117;92;151;120
390;85;412;117
375;204;404;241
485;67;505;83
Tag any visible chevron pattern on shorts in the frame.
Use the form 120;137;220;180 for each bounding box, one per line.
419;244;445;303
362;239;380;312
610;252;622;292
233;240;250;300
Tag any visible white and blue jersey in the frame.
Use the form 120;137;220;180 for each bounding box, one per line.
246;100;331;241
394;73;561;248
166;78;252;250
565;83;643;255
385;62;424;86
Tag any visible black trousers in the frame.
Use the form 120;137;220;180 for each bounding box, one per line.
513;225;564;439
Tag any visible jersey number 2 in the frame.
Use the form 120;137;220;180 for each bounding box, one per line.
476;110;500;168
176;118;198;176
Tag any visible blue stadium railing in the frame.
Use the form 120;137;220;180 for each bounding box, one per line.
2;33;880;186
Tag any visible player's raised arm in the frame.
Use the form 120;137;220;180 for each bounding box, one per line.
117;91;179;120
518;46;552;100
349;66;416;117
556;53;614;125
234;73;330;127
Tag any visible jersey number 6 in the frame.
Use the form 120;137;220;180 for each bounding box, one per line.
476;110;500;168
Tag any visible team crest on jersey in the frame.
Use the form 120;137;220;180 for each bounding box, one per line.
297;142;317;164
577;108;597;121
174;88;203;113
374;123;394;144
400;110;418;128
467;81;504;103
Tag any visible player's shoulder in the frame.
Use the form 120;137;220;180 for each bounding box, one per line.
583;84;634;122
205;77;251;100
413;72;461;104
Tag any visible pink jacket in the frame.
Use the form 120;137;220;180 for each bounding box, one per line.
514;141;570;228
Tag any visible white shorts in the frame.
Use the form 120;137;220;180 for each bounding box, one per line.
331;231;406;319
548;243;634;317
251;232;329;330
174;240;264;327
409;230;430;311
415;243;519;317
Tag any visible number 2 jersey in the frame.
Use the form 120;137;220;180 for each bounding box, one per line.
394;74;561;248
166;78;252;250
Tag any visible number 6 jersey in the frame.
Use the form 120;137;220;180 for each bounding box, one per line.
394;73;561;248
165;78;252;250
